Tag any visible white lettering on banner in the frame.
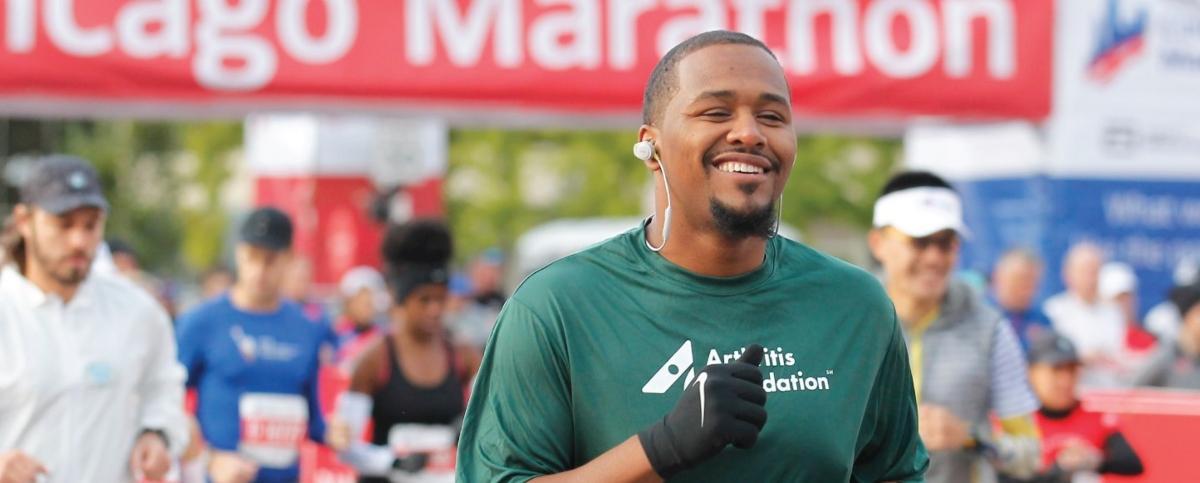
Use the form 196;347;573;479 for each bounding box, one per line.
406;0;523;67
608;0;658;69
864;0;939;78
530;0;602;70
117;0;189;59
0;0;1023;92
6;0;35;53
1104;191;1176;229
4;0;360;91
278;0;358;63
1103;191;1200;230
787;0;863;75
47;0;114;56
194;0;276;90
656;0;728;58
1090;236;1200;274
943;0;1014;78
731;0;781;42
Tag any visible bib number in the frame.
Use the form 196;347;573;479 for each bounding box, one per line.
387;424;456;479
238;393;308;468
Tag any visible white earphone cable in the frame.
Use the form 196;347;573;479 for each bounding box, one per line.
646;146;672;252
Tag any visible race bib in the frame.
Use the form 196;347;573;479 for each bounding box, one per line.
387;424;457;478
238;393;308;468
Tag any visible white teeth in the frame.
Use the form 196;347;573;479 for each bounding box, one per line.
717;162;764;174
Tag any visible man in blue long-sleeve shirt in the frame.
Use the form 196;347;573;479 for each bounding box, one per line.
177;207;329;483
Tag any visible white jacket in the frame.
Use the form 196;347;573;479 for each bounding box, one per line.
0;266;189;482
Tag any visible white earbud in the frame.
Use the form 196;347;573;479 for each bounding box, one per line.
635;139;672;252
633;140;655;161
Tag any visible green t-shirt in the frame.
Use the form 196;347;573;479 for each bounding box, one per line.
457;226;928;482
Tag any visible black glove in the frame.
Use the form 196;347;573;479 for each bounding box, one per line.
392;452;429;473
638;344;768;479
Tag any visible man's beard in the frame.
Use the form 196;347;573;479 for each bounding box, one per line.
28;236;92;286
710;197;777;240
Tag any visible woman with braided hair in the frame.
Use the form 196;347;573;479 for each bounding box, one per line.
330;220;481;483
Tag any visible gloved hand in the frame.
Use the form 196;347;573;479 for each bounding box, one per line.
637;344;768;479
393;453;429;474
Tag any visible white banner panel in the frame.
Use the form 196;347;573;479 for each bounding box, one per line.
1048;0;1200;178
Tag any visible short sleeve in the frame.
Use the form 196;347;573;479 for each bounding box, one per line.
851;314;929;482
989;321;1040;418
456;299;574;482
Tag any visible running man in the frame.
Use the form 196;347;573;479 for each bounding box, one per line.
176;207;331;483
868;171;1041;482
457;31;928;482
0;155;189;482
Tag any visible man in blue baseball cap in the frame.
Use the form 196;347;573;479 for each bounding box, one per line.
177;207;332;483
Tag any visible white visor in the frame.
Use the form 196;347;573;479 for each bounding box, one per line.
873;187;971;238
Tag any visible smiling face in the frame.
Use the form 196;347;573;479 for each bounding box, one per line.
641;43;796;240
870;227;960;305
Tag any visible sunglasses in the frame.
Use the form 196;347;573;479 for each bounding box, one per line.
886;229;959;253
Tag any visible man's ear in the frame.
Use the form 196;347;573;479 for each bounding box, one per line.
637;125;661;171
866;228;886;263
12;204;32;239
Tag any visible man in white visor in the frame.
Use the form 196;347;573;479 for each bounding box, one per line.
868;171;1042;483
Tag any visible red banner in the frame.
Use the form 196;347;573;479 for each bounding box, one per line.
254;176;443;285
0;0;1051;119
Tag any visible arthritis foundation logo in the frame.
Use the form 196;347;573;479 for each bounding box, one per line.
642;341;831;396
1089;0;1148;83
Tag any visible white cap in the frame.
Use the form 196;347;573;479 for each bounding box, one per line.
873;187;971;238
1099;262;1137;299
339;266;385;296
339;266;388;310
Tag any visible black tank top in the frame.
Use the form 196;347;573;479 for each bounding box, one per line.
369;335;465;446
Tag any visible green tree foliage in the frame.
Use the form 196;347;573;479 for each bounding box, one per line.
64;121;185;273
782;135;900;230
178;122;240;272
7;119;894;273
446;129;647;261
446;129;899;261
9;120;240;274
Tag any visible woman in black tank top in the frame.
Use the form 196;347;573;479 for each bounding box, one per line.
368;334;464;443
341;221;481;483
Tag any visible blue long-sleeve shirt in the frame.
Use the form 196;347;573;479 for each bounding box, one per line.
177;294;327;482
